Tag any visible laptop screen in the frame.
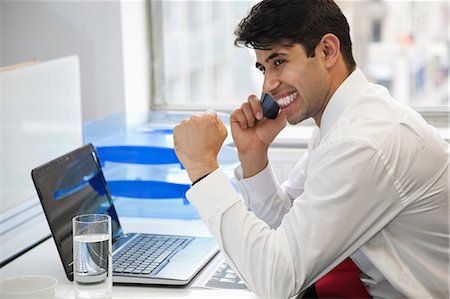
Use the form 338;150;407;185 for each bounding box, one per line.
31;144;124;280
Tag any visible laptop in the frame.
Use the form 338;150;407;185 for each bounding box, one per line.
31;143;218;285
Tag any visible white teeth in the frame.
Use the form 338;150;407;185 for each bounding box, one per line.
276;92;298;107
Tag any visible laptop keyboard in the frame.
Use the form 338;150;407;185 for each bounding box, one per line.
113;235;192;275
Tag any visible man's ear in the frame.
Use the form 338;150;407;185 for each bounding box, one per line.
318;33;340;69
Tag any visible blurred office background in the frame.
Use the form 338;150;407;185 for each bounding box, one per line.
1;0;449;121
154;0;449;111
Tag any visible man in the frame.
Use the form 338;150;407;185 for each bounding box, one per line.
173;0;449;298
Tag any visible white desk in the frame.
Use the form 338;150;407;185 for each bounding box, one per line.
0;217;259;298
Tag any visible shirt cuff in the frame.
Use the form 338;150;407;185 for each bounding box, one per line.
186;168;241;222
235;163;280;201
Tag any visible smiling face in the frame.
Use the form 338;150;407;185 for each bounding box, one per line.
255;43;332;126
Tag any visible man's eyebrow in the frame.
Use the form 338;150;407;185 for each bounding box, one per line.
255;52;288;69
266;52;287;62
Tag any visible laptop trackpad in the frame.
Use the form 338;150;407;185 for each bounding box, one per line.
170;237;217;262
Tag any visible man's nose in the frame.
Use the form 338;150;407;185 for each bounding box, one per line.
262;72;281;93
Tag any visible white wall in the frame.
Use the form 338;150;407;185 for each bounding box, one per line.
0;0;150;122
120;0;151;114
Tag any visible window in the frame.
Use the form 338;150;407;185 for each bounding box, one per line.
150;0;260;110
150;0;449;113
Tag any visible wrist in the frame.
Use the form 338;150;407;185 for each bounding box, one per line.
238;150;268;178
191;172;211;186
186;162;219;183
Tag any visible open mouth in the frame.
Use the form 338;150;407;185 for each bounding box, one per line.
275;91;298;109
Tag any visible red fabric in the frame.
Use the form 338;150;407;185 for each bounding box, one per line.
315;258;371;298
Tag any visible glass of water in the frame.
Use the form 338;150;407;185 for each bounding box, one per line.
73;214;112;299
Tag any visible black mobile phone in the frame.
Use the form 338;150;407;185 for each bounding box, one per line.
260;93;279;119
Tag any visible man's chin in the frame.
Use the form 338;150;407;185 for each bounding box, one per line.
286;114;305;125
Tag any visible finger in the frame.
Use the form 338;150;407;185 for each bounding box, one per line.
192;112;203;118
230;108;249;129
213;112;224;127
217;114;228;135
206;109;217;116
274;111;287;131
172;125;181;151
190;113;208;127
248;95;263;120
205;110;217;125
241;102;257;128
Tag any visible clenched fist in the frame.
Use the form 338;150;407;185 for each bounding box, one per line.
173;111;228;183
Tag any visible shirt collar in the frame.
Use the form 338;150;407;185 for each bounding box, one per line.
319;68;369;140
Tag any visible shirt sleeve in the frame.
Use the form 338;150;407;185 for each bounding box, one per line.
186;139;404;299
234;163;290;229
234;153;310;229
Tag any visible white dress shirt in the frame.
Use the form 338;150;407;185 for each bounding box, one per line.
187;68;449;298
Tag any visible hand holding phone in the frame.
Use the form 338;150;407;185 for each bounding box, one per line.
260;93;279;119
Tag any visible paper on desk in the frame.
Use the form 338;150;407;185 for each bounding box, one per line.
192;253;249;290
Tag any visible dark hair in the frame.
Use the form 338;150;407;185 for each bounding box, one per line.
234;0;356;70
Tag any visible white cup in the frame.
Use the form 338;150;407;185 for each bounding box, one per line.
0;275;58;298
